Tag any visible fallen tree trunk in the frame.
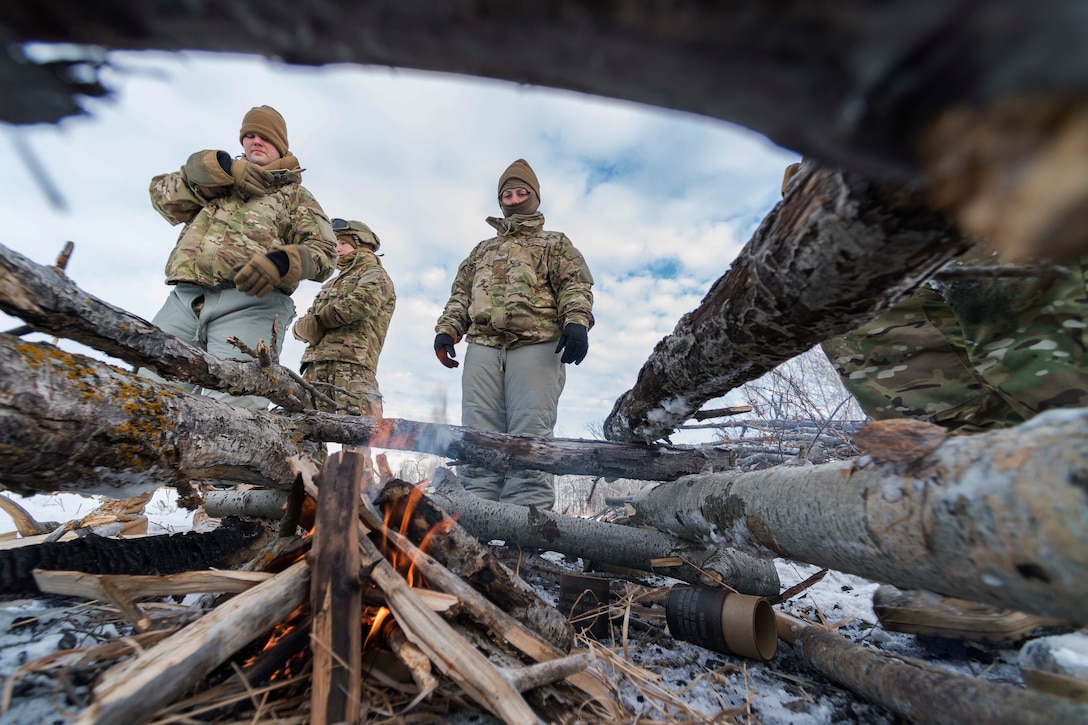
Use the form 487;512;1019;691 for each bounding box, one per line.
632;408;1088;624
604;163;968;443
424;469;780;597
0;243;315;412
777;614;1088;724
0;337;307;495
0;337;737;494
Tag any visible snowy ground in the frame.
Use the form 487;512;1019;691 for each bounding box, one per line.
0;489;1071;724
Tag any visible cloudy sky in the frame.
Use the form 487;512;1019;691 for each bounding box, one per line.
1;49;797;442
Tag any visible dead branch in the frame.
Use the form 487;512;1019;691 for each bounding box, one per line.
0;243;315;411
777;614;1088;724
633;409;1088;624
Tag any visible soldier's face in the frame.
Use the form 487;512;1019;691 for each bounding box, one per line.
500;187;530;207
335;237;356;257
242;133;282;165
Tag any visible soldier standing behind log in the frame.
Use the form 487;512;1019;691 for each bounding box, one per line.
141;105;337;409
781;161;1088;639
293;218;396;418
434;159;595;510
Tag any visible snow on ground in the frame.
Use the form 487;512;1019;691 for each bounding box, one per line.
0;490;1065;724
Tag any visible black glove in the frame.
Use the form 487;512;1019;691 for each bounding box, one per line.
434;333;459;368
555;323;589;364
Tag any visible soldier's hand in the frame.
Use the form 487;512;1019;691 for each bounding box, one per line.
229;158;275;197
434;333;460;368
292;315;325;346
555;323;589;364
234;253;285;297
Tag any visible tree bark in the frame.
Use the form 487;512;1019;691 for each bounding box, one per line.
632;408;1088;624
0;243;315;412
424;469;781;597
0;336;738;495
3;1;1086;182
309;453;364;725
76;559;311;725
777;614;1088;725
0;517;262;595
604;163;968;443
0;337;307;495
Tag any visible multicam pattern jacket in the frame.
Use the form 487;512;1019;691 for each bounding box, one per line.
435;213;594;349
300;247;396;375
824;248;1088;431
150;165;336;293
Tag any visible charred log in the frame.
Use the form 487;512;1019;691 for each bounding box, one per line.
0;516;261;596
604;162;969;442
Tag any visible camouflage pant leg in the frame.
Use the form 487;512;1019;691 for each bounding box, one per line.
935;255;1088;420
821;289;1021;432
301;360;384;417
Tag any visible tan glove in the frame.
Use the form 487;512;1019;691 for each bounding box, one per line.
292;315;325;346
234;253;283;297
229;158;275;197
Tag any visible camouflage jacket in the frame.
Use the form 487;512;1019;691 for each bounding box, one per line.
824;247;1088;431
300;247;396;374
150;162;336;293
435;213;594;349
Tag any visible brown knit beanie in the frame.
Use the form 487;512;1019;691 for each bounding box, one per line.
498;159;541;201
239;105;289;156
781;162;802;197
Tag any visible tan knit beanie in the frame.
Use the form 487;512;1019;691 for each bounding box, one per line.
239;105;289;156
498;159;541;201
781;162;802;197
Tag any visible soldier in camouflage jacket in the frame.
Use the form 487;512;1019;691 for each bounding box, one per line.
142;105;337;410
294;219;396;418
434;159;594;510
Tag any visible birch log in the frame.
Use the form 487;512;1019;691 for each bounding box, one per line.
425;469;781;596
604;163;968;443
633;408;1088;624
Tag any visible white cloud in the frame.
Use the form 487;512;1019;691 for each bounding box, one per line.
1;48;798;443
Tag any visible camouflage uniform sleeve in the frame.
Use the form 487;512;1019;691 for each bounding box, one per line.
281;186;338;283
317;267;395;329
549;234;595;330
149;169;214;226
435;252;477;339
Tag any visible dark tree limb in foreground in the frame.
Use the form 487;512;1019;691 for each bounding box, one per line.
0;243;315;412
0;336;735;495
605;163;968;442
631;408;1088;624
5;2;1087;263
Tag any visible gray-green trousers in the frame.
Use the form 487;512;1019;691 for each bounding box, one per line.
460;342;565;509
139;283;295;410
